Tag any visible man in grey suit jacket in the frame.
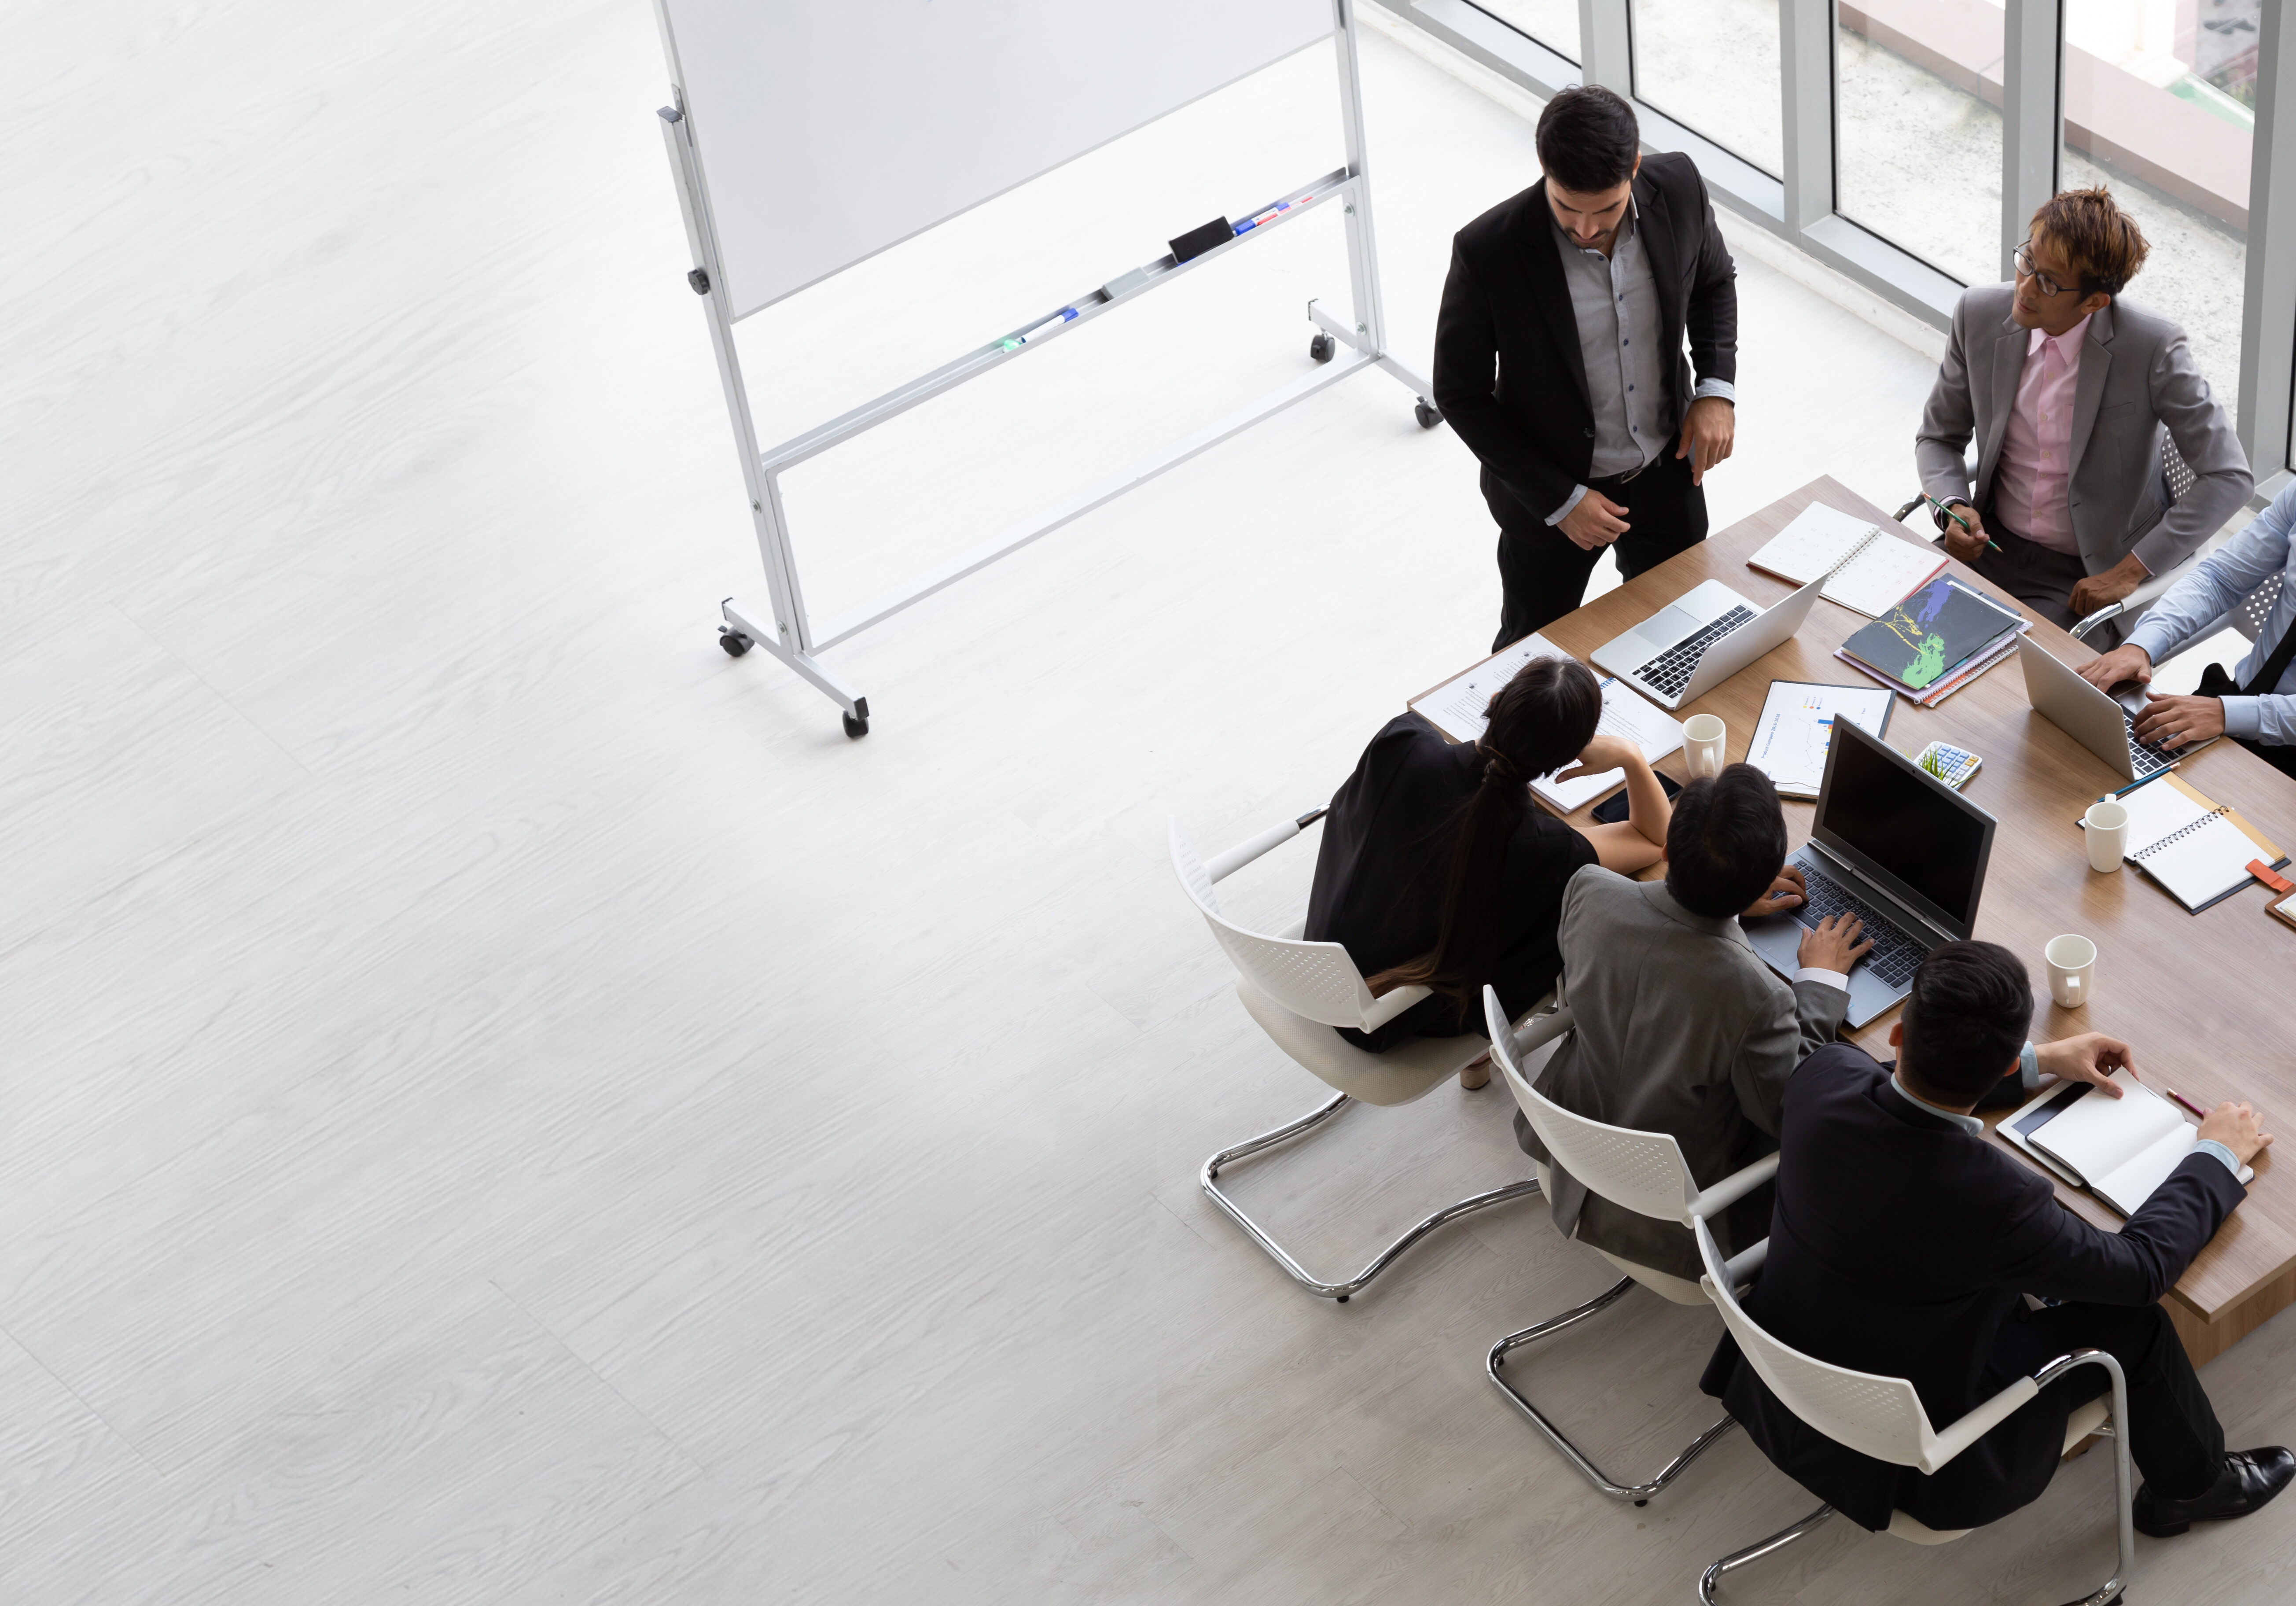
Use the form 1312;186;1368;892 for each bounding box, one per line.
1915;188;2249;640
1515;765;1867;1280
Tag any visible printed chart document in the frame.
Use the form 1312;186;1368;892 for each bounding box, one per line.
2079;771;2291;913
1529;683;1686;814
2021;1069;2250;1217
1745;502;1948;618
1411;633;1567;743
1745;680;1896;798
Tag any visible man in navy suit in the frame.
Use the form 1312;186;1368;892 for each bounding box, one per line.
1701;941;2290;1536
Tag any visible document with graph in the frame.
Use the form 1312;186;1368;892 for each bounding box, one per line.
1744;680;1896;798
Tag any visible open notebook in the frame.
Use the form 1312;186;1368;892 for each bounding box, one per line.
2007;1068;2251;1218
2080;772;2289;913
1745;502;1949;619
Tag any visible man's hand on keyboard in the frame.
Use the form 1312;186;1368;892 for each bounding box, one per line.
2035;1033;2132;1097
1741;866;1808;920
1798;911;1874;973
2132;691;2225;751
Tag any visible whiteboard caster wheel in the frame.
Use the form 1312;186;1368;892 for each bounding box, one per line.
843;711;869;739
1413;399;1442;430
719;629;753;657
1309;332;1336;364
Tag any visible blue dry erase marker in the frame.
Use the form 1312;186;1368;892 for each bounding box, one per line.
1016;307;1078;343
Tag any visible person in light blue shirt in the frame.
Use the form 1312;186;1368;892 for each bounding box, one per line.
2081;479;2296;775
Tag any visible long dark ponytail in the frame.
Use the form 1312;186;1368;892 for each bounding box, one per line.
1368;654;1602;1002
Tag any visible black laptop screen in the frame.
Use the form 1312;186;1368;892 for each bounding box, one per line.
1814;720;1992;931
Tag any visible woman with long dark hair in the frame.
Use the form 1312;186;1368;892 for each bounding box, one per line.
1304;653;1670;1054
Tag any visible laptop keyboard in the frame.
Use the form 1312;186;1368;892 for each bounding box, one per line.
1791;862;1929;988
2123;713;2174;776
1634;605;1755;698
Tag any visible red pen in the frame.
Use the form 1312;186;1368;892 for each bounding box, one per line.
2165;1088;2210;1120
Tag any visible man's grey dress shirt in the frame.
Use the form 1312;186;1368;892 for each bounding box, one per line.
1545;200;1736;526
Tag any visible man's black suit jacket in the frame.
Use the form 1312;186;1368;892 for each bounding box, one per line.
1431;152;1737;525
1699;1043;2244;1532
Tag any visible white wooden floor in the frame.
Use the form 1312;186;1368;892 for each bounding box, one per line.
5;4;2293;1601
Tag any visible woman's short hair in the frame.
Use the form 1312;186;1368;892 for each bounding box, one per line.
1663;764;1788;919
1899;941;2035;1100
2030;187;2149;296
1536;85;1640;196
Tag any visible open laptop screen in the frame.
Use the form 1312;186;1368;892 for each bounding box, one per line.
1812;719;1994;936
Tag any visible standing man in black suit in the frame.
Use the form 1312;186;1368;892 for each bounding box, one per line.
1434;85;1740;651
1700;941;2292;1538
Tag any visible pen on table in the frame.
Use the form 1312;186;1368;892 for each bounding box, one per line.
2166;1088;2211;1120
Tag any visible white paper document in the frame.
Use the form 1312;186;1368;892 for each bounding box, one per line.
1529;681;1686;814
1411;633;1569;743
2025;1068;2249;1217
1745;680;1895;798
1746;501;1948;619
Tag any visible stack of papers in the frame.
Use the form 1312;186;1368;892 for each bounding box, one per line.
1745;503;1950;618
1407;635;1684;815
1836;576;2028;705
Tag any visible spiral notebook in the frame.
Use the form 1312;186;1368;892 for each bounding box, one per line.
1744;502;1950;618
2080;773;2290;913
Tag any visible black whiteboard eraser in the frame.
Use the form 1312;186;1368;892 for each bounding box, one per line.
1168;219;1233;263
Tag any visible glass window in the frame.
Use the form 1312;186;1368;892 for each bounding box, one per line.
2062;0;2254;413
1630;0;1783;178
1834;2;2006;289
1475;0;1579;63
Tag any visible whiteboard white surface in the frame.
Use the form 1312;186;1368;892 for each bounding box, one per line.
657;0;1336;318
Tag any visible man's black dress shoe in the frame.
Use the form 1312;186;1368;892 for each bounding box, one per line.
2133;1448;2296;1537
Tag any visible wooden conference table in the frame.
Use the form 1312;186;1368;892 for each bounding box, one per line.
1445;476;2296;1366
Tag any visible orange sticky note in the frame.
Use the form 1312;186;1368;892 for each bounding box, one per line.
2249;858;2294;894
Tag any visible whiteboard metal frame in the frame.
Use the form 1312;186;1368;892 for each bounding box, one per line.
660;0;1431;732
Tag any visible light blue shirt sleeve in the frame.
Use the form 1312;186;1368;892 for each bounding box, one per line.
2126;482;2296;749
2194;1138;2245;1180
2019;1041;2039;1090
1545;483;1590;527
1693;378;1737;403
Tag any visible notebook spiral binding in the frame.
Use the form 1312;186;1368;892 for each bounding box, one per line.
2131;805;2234;859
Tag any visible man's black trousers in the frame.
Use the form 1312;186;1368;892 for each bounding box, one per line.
1486;449;1708;652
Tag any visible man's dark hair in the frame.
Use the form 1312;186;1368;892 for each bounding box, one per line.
1536;85;1641;195
1900;941;2034;1101
1664;764;1787;919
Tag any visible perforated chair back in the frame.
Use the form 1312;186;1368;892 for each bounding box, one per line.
2160;432;2196;505
2234;571;2285;645
1169;820;1379;1030
1486;989;1702;1223
1694;1217;1946;1471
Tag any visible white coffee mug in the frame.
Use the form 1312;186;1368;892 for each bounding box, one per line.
1683;714;1728;780
2046;933;2097;1009
2084;799;2130;873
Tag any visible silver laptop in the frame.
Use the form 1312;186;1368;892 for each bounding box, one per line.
2017;636;2215;784
1744;719;1996;1029
1591;576;1824;711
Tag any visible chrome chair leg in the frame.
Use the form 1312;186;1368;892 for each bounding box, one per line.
1489;1279;1739;1503
1696;1503;1834;1603
1200;1092;1542;1301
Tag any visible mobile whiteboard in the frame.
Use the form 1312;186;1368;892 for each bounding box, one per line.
658;0;1334;317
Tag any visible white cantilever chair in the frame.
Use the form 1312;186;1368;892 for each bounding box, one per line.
1692;1214;2127;1606
1170;817;1543;1302
1483;986;1780;1504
